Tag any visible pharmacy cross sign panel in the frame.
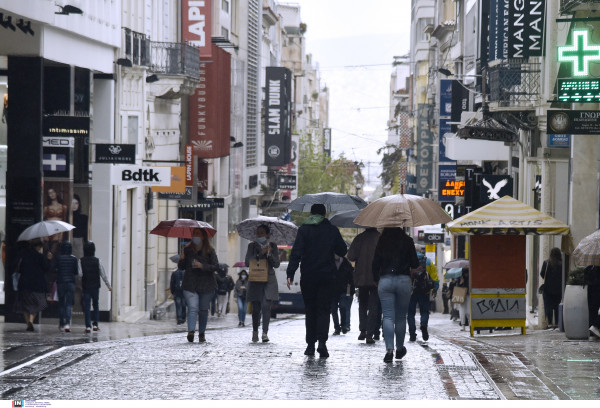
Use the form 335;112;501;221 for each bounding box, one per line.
558;30;600;77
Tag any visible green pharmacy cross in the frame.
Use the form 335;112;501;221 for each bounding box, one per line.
558;30;600;77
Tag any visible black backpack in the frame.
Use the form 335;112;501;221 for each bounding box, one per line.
411;255;434;294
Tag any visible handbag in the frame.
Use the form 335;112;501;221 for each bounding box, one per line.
451;286;467;304
248;258;269;282
538;261;548;295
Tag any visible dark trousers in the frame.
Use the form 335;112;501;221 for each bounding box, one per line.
174;295;187;323
543;291;561;326
442;294;449;314
358;286;381;336
588;285;600;328
331;294;352;331
301;278;334;344
83;288;100;328
408;292;431;333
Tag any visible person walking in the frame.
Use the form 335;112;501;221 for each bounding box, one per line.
331;254;355;335
441;283;450;314
286;204;347;358
170;259;186;325
215;264;231;317
80;241;112;333
54;241;81;332
372;228;419;363
245;224;280;343
347;227;381;344
539;247;563;328
457;268;470;330
13;239;52;331
181;228;219;343
234;270;249;327
407;244;439;342
583;265;600;338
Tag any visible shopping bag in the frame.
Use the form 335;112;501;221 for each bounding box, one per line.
248;258;269;282
451;286;467;304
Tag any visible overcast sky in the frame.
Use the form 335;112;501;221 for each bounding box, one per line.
292;0;412;190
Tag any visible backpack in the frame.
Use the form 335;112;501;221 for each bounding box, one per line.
411;255;434;294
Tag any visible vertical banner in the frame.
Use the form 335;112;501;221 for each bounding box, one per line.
188;44;231;159
181;0;212;58
439;118;453;162
264;67;292;166
439;80;453;117
438;165;458;202
185;144;193;186
323;128;332;157
416;104;433;195
451;80;470;132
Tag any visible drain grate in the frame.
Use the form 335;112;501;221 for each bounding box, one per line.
436;364;479;371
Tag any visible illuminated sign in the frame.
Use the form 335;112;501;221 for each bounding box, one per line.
557;78;600;102
558;30;600;77
440;180;465;197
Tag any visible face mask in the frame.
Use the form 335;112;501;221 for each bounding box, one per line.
241;275;247;280
192;237;202;245
256;237;267;244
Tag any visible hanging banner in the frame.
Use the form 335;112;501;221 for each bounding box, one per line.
181;0;212;58
189;44;231;159
416;104;433;195
264;66;292;166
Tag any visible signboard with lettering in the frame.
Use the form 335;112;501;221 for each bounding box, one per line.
416;104;433;195
158;186;193;201
470;296;526;320
548;134;571;148
557;78;600;102
277;175;296;190
110;165;171;187
181;0;212;58
439;165;461;202
42;137;74;179
265;67;292;166
95;144;135;164
547;110;600;134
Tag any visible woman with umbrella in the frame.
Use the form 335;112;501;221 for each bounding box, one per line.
245;224;280;343
13;239;52;331
181;228;219;343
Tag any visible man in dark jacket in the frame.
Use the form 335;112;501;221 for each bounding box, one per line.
81;241;112;332
286;203;347;358
170;259;186;325
347;227;381;343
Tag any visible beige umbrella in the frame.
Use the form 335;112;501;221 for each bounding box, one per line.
572;229;600;266
353;194;452;228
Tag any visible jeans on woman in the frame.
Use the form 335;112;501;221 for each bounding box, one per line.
57;282;76;328
378;274;412;351
237;297;248;323
83;288;100;328
216;293;227;315
184;290;213;333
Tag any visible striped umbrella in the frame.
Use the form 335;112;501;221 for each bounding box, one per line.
573;230;600;266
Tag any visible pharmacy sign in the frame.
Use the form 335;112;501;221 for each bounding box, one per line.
558;30;600;77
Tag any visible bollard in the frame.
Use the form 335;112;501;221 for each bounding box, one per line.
558;303;564;332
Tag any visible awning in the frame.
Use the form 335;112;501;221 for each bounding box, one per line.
446;196;570;236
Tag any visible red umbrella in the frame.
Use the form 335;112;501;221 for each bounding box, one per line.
150;219;216;239
233;261;246;268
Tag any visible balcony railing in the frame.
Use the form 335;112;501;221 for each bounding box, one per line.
120;28;201;80
149;41;201;79
488;59;541;108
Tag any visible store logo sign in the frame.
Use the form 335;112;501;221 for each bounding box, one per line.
558;30;600;77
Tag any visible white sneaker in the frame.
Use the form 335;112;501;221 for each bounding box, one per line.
589;325;600;338
64;324;71;333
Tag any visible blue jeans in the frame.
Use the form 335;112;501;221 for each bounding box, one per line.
407;292;431;334
331;294;353;331
174;295;187;323
57;282;75;327
237;297;248;323
83;288;100;328
184;290;213;333
378;274;412;351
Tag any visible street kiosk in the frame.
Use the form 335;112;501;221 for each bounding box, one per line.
446;196;570;336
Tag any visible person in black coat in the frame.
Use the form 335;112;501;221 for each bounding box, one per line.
54;241;81;332
331;254;355;335
286;203;347;358
81;241;112;333
540;247;563;328
170;259;186;325
13;239;52;331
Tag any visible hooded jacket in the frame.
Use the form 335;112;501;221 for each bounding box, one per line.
55;242;81;284
286;215;347;282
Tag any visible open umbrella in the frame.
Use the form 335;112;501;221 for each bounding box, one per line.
287;192;367;213
236;216;298;245
353;193;452;228
328;209;367;229
443;258;469;269
444;267;464;280
150;218;216;239
573;229;600;266
233;261;246;268
17;220;75;241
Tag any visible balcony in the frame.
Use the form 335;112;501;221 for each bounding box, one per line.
119;28;201;80
560;0;600;13
488;59;541;109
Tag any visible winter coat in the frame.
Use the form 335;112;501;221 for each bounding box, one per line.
245;241;279;302
372;234;419;283
55;242;81;284
540;260;562;296
17;246;50;293
170;269;185;298
234;278;248;300
346;228;380;288
181;245;219;294
333;257;355;296
417;252;440;292
286;215;347;283
216;273;234;295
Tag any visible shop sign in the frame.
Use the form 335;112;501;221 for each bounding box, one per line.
438;165;460;202
95;144;135;163
471;297;526;320
111;165;171;186
557;78;600;102
548;134;571;148
416;104;433;195
265;67;292;166
277;175;296;190
42;137;73;179
479;175;513;204
158;186;193;201
547;110;600;135
180;197;225;209
181;0;212;58
558;29;600;77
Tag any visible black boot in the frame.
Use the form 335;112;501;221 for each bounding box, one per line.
304;343;315;356
317;341;329;358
